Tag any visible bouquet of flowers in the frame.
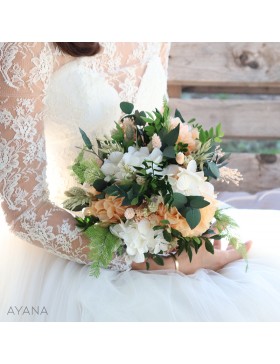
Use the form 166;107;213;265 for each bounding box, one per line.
63;100;245;277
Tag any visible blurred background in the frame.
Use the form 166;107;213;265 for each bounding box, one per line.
167;42;280;209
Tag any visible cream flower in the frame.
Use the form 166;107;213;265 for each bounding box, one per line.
100;151;124;181
110;219;169;263
169;160;215;198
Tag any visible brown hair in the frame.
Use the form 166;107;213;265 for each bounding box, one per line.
54;42;100;57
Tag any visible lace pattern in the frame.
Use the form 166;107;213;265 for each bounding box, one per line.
0;42;170;271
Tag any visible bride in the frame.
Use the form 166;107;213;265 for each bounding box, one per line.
0;42;280;321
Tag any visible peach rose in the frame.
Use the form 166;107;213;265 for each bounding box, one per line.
170;117;199;152
86;196;126;223
153;198;217;237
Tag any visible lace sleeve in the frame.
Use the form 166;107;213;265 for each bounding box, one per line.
0;42;131;271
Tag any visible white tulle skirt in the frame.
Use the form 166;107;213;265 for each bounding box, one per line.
1;206;280;322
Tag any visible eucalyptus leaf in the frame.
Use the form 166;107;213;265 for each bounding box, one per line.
185;208;201;230
174;109;185;123
205;239;214;254
120;101;134;114
188;196;210;209
163;146;176;158
79;128;93;150
152;255;164;266
172;193;188;210
163;123;180;146
93;179;108;192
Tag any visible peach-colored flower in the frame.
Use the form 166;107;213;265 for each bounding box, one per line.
151;133;162;148
87;196;126;223
125;208;135;220
176;152;185;165
152;198;217;237
170;117;199;152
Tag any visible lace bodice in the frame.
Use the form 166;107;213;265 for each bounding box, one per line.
0;42;170;270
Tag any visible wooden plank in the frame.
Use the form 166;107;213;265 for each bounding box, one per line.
168;98;280;139
168;43;280;88
214;153;280;193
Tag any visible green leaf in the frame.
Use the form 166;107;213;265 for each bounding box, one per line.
79;128;93;150
205;239;214;254
163;230;172;242
163;146;176;158
134;110;146;126
185;208;201;230
120;101;134;114
160;219;170;225
174;109;185;123
144;125;155;137
86;225;121;277
187;245;193;262
93;179;108;192
163;123;180;146
112;122;124;143
131;197;139;205
172;193;188;210
218;152;231;165
188;196;210;209
152;255;164;266
208;161;220;179
171;228;182;238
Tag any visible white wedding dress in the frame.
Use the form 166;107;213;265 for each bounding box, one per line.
1;42;280;322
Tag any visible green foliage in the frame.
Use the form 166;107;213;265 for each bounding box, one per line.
199;123;224;144
162;123;180;147
63;187;90;211
214;209;248;267
203;161;220;180
120;101;134;114
93;178;109;192
184;207;201;230
86;224;122;277
105;181;142;206
79;128;93;150
174;109;185;123
71;150;104;185
75;215;99;230
111;122;124;144
170;194;211;229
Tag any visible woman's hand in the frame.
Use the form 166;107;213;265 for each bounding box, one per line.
176;239;253;275
131;239;253;274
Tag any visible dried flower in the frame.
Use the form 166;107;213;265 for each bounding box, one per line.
89;196;126;223
176;152;185;165
125;208;135;220
219;167;243;186
151;133;162;149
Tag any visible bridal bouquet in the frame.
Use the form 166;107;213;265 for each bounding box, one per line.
63;100;244;277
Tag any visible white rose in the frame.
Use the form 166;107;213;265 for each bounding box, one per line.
101;151;124;181
122;146;150;168
169;160;215;198
110;219;169;264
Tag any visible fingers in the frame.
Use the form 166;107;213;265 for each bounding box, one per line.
213;239;221;249
224;240;253;264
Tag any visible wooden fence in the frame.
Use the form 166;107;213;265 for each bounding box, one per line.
167;42;280;193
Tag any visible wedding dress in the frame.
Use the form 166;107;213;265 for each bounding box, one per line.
1;42;280;322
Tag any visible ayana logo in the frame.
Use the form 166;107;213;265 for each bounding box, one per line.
7;306;48;316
